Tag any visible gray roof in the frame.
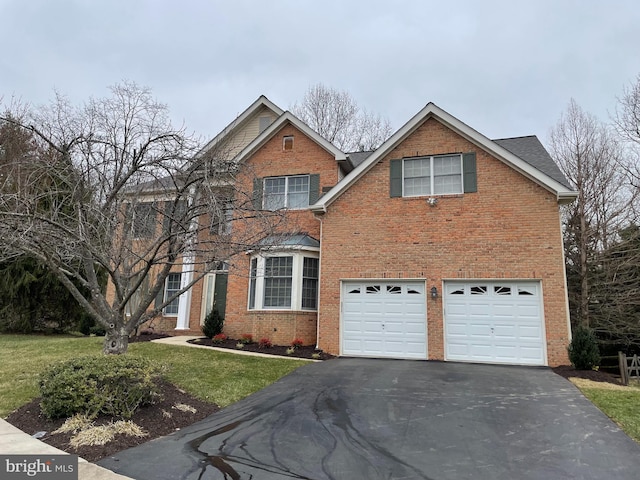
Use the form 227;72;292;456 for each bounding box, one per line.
493;136;571;189
258;234;320;248
347;151;374;168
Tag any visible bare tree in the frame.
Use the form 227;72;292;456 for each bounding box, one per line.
614;74;640;147
613;74;640;189
0;82;283;354
291;84;392;151
549;99;631;328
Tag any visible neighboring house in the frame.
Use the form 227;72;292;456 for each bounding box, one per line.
143;97;576;367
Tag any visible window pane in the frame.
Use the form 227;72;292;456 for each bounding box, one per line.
287;176;310;209
264;178;286;210
404;158;430;177
133;202;156;238
405;177;431;196
164;273;181;315
302;257;319;310
433;155;462;194
403;158;430;196
248;258;257;309
264;257;293;307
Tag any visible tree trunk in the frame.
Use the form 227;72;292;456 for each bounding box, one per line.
103;326;129;354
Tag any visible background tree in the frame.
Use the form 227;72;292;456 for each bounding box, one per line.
589;224;640;348
291;84;392;151
549;99;630;328
0;82;283;354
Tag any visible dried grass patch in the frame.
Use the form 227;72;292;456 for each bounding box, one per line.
53;414;93;434
172;403;197;413
569;377;640;391
69;420;147;448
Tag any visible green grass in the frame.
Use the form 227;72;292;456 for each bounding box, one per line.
0;334;307;418
577;384;640;442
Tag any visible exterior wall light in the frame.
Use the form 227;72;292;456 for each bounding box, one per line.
431;286;438;299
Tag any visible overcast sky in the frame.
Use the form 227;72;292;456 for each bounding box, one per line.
1;0;639;146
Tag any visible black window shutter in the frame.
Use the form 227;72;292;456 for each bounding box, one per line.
252;178;263;209
390;159;402;197
308;174;320;205
463;152;477;193
154;283;164;310
162;201;170;233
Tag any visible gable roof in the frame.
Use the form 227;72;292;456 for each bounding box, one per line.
493;136;571;189
196;95;284;158
310;102;577;212
232;110;350;169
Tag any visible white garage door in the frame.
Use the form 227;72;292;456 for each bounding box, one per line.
444;281;546;366
342;281;427;359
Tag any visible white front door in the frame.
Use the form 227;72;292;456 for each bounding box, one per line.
444;281;546;366
341;281;427;359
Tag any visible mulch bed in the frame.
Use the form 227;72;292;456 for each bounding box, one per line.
5;332;218;462
552;365;622;385
187;337;336;360
5;379;219;462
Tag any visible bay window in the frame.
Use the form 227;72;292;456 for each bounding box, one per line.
248;253;319;311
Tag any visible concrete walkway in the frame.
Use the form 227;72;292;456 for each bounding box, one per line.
0;418;132;480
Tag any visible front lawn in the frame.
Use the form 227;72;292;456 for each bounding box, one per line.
570;378;640;442
0;334;307;418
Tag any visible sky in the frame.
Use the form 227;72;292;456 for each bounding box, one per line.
1;0;639;146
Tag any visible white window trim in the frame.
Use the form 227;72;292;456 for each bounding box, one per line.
403;154;463;197
263;175;310;210
132;201;156;239
248;251;319;311
163;272;181;316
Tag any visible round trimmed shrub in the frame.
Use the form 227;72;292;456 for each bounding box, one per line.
568;326;601;370
39;355;164;419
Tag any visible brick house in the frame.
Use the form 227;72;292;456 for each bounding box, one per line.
152;97;576;367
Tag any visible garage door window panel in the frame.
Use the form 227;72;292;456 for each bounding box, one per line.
470;286;488;295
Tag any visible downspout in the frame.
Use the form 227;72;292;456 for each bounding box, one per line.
559;211;572;343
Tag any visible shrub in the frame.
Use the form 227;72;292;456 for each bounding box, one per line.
240;333;253;344
568;325;601;370
212;333;227;344
202;308;224;339
285;347;295;355
258;338;272;349
39;355;164;419
79;314;95;336
90;325;106;337
291;338;304;349
236;342;244;349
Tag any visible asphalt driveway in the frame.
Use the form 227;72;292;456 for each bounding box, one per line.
99;359;640;479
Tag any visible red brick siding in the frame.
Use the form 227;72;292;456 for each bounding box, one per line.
214;123;340;345
317;118;570;366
